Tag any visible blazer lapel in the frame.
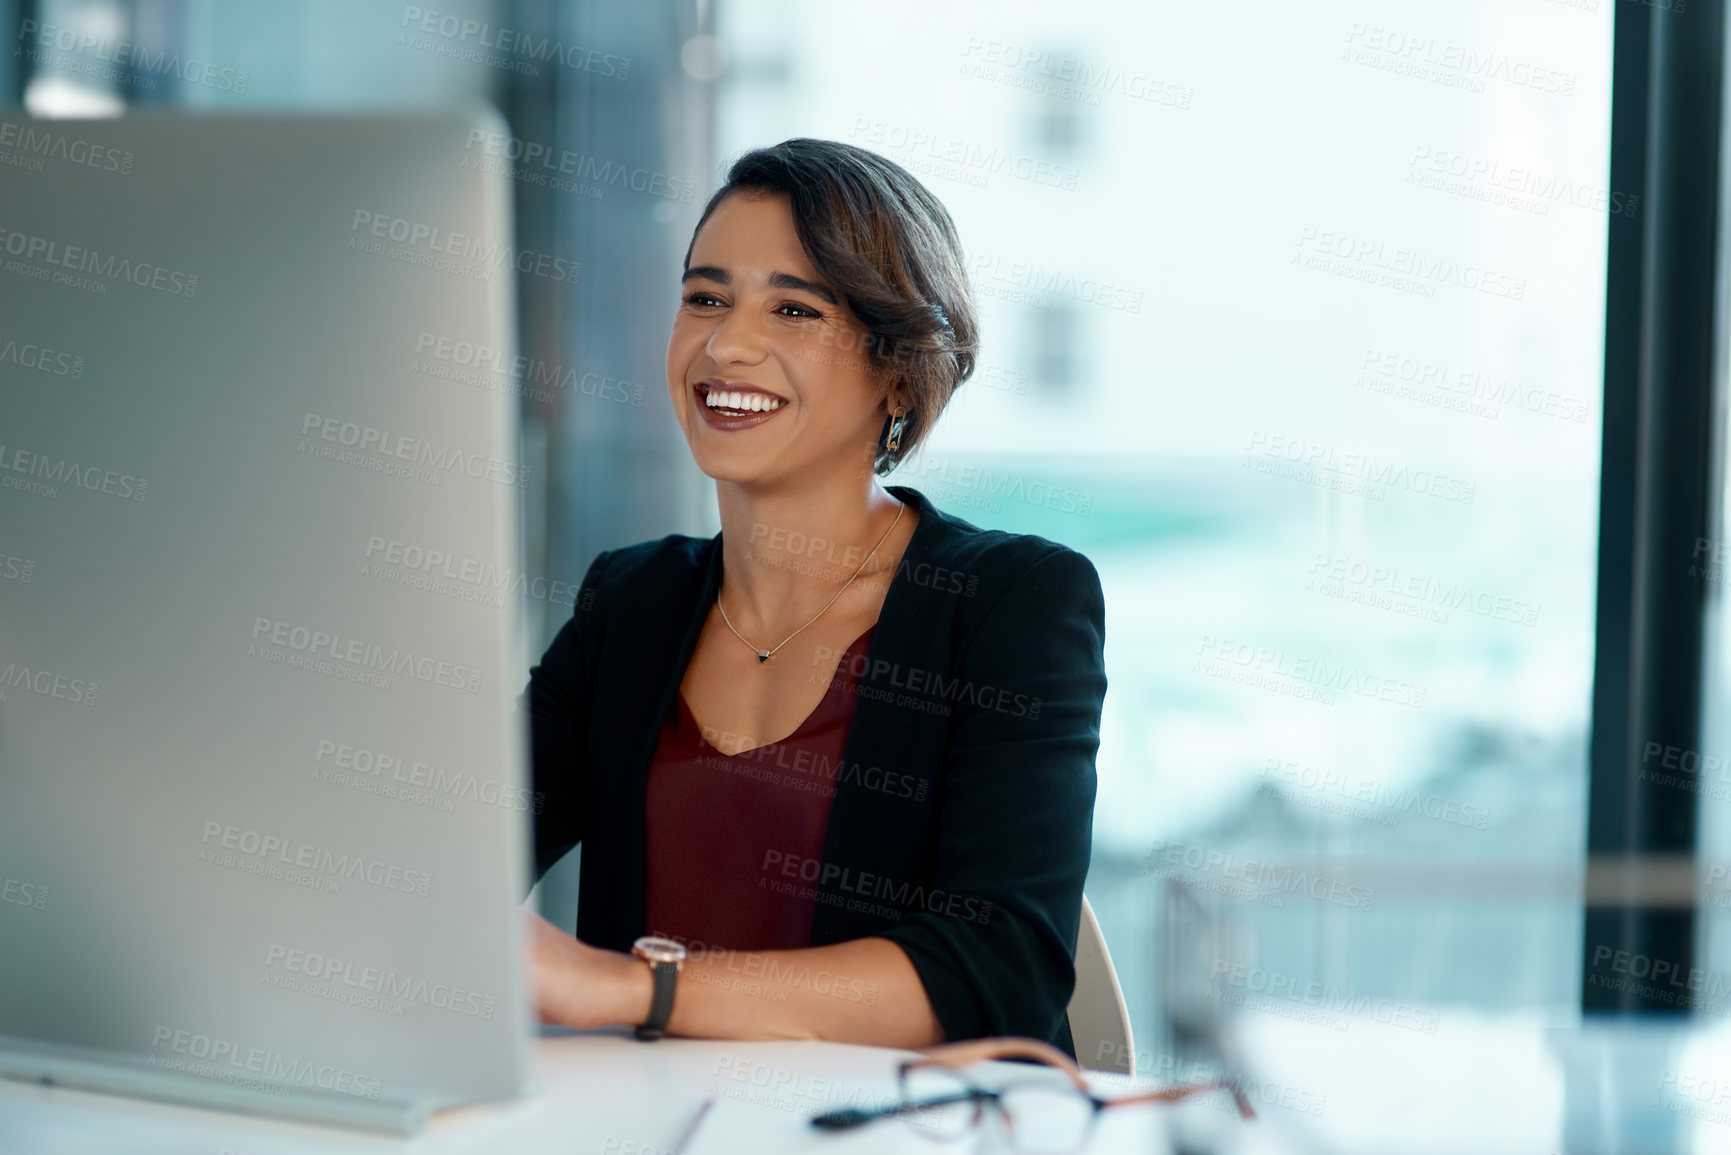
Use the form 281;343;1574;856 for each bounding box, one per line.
808;486;949;945
614;531;722;942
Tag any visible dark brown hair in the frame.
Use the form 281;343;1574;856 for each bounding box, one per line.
684;138;978;474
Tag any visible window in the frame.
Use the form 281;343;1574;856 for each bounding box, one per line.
714;0;1612;1062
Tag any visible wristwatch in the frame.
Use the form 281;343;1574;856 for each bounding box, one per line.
630;935;687;1040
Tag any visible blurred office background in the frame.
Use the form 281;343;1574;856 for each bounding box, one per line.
11;0;1705;1067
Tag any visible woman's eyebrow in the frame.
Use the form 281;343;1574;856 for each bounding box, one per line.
767;271;838;306
680;265;838;307
682;264;729;284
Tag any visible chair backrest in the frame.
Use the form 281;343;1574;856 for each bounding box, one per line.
1067;895;1135;1073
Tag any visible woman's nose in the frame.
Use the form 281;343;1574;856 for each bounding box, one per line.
705;302;767;365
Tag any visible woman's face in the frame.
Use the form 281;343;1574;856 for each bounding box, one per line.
666;191;903;487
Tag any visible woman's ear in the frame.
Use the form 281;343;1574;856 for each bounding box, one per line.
884;377;915;417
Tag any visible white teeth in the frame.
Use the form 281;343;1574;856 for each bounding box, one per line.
704;388;786;413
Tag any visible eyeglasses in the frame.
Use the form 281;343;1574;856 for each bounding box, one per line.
809;1037;1255;1155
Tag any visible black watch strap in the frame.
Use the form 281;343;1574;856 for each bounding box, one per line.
633;960;678;1041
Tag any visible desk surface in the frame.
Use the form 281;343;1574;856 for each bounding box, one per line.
7;1015;1727;1154
0;1028;1206;1155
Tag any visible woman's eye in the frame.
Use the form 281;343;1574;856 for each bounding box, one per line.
778;301;823;319
684;291;724;307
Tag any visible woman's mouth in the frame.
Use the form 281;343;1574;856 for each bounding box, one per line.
693;379;789;431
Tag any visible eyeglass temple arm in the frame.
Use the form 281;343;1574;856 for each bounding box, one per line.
913;1039;1256;1121
1106;1079;1257;1120
910;1037;1092;1092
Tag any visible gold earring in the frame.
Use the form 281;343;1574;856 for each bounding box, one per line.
886;407;907;454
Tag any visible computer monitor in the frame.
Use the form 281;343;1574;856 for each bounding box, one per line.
0;109;538;1133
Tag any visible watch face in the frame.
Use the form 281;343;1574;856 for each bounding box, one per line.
633;935;688;965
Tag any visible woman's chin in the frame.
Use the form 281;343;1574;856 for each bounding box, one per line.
689;453;777;485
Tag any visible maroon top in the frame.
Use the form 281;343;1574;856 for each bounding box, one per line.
644;625;875;952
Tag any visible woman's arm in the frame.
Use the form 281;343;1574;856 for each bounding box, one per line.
525;911;944;1047
874;545;1106;1046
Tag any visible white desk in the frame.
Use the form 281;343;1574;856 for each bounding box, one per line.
0;1028;1225;1155
17;1014;1716;1154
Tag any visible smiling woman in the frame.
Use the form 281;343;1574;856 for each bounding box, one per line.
523;138;1109;1056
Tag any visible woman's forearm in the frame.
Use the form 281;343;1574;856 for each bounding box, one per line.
585;935;945;1048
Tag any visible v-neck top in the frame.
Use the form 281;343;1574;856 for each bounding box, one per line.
642;624;877;952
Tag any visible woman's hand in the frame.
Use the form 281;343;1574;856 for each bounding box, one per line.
522;909;651;1030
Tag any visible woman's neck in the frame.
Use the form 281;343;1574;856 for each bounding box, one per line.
713;473;910;633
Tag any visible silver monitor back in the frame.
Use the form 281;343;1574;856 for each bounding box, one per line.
0;110;537;1133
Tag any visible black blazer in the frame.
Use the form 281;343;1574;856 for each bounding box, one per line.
526;484;1106;1054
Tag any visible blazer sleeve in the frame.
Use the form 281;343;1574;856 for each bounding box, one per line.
879;545;1106;1045
525;548;613;889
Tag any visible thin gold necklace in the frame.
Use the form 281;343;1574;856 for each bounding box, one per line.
716;501;905;664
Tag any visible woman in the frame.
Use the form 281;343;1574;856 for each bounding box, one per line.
522;138;1106;1056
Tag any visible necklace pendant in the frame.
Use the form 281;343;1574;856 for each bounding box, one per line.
757;651;770;664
